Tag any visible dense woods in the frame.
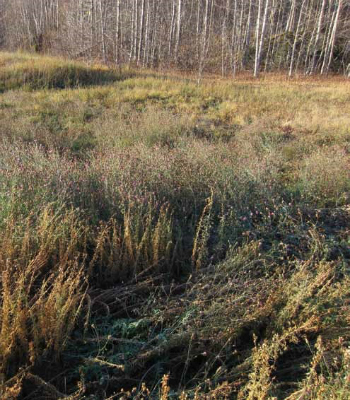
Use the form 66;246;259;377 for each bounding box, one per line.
0;0;349;76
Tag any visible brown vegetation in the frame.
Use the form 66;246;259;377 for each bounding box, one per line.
0;53;349;399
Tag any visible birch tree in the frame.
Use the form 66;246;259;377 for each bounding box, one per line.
289;0;306;76
174;0;182;62
0;0;349;76
254;0;270;77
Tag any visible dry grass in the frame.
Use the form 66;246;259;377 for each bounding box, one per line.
0;52;349;399
0;206;86;397
0;52;128;92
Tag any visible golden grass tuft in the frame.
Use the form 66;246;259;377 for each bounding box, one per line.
0;52;128;92
0;206;86;388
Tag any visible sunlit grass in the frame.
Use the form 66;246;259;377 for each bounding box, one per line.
0;51;130;92
0;52;349;399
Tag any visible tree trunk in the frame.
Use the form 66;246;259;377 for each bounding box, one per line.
174;0;182;63
289;0;306;76
254;0;270;77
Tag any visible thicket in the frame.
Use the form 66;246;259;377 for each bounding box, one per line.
0;53;349;399
0;0;350;77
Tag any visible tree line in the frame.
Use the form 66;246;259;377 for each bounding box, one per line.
0;0;349;77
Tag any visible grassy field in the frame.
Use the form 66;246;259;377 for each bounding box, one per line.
0;52;349;399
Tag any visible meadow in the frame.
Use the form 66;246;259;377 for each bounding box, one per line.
0;52;349;399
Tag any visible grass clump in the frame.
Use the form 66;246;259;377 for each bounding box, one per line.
0;52;349;398
0;206;86;397
298;146;350;207
0;52;129;92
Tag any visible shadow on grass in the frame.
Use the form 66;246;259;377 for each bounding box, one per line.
0;53;135;92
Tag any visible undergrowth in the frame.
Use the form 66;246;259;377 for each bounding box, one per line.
0;52;349;399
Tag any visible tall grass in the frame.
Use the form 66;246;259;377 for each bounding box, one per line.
0;52;349;398
0;52;129;92
0;206;86;388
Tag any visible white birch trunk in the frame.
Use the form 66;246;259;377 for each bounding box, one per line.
309;0;326;74
174;0;182;62
289;0;306;76
255;0;269;77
